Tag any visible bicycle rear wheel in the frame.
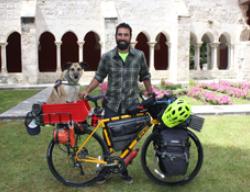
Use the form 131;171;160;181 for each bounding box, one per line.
141;129;203;185
47;128;108;187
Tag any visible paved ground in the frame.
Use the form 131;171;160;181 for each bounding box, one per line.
1;85;250;120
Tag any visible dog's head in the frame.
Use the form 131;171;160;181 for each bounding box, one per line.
63;62;87;84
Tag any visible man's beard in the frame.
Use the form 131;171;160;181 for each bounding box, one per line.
116;40;130;50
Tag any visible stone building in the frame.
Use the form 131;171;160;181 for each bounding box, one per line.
1;0;250;85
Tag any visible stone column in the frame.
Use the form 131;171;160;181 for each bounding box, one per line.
104;18;118;53
167;42;171;70
21;17;38;83
0;42;7;73
78;41;84;62
55;41;62;72
149;42;156;75
210;43;219;70
194;43;202;70
228;43;234;70
130;42;136;48
99;42;104;55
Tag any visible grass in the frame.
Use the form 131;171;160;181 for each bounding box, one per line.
1;115;250;192
0;89;40;113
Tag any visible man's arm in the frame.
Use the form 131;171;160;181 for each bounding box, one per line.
143;79;153;96
80;78;100;98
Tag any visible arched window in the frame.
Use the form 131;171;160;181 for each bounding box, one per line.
61;32;78;70
6;32;22;72
154;33;168;70
83;31;101;71
189;33;198;70
135;32;150;66
38;32;56;72
218;35;229;70
200;34;213;70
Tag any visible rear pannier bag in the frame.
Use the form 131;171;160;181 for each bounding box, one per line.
156;128;190;176
107;115;151;151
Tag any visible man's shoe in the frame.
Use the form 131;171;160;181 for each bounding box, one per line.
121;174;133;184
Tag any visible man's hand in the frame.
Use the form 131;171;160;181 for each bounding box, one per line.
79;90;89;99
143;91;155;98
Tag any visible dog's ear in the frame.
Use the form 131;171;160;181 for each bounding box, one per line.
79;61;88;70
64;61;72;70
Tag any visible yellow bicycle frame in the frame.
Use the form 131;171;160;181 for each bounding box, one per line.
75;112;159;165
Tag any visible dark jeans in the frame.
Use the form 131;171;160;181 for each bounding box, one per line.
103;106;130;177
104;105;122;118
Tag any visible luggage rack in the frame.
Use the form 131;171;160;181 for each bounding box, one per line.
41;112;73;125
40;100;91;125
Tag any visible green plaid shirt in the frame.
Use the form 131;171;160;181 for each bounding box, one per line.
95;47;151;113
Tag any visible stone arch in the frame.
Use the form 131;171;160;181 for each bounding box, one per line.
218;33;230;70
135;32;150;66
135;31;151;42
38;31;56;72
6;32;22;72
83;31;101;71
154;32;168;70
61;31;78;71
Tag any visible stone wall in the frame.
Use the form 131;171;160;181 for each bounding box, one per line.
0;0;250;85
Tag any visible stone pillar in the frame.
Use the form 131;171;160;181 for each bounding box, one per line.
21;0;37;83
149;42;156;75
210;43;219;70
176;15;190;82
104;18;118;53
167;42;171;70
78;41;84;62
21;17;38;83
102;1;118;53
229;43;234;70
100;42;104;55
130;42;136;48
194;43;202;70
0;42;7;73
55;41;62;72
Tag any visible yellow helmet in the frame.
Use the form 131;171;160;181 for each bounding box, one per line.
161;98;191;128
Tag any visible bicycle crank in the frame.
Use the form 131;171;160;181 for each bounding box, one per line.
105;156;126;174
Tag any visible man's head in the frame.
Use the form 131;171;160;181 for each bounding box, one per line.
115;23;132;51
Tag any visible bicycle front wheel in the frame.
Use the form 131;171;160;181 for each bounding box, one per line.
47;128;108;187
141;129;203;185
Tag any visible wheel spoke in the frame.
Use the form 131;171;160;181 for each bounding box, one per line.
47;129;108;187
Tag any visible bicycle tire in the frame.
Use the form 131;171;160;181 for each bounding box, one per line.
141;129;203;185
47;128;108;187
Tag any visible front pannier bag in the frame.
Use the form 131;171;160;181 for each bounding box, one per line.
156;128;190;176
107;115;151;151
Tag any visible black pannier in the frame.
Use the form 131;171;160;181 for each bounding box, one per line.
107;115;151;151
156;128;190;176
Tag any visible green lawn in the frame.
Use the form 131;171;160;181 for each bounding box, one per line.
1;115;250;192
0;89;40;113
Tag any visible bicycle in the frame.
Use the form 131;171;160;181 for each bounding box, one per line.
25;94;204;187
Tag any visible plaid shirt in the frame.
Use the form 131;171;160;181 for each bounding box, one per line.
95;47;151;113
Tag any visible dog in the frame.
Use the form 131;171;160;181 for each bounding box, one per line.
47;61;87;104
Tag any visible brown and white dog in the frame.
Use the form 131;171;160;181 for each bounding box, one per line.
47;62;87;104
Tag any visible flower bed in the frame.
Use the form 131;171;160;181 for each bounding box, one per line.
187;86;232;105
200;80;250;99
